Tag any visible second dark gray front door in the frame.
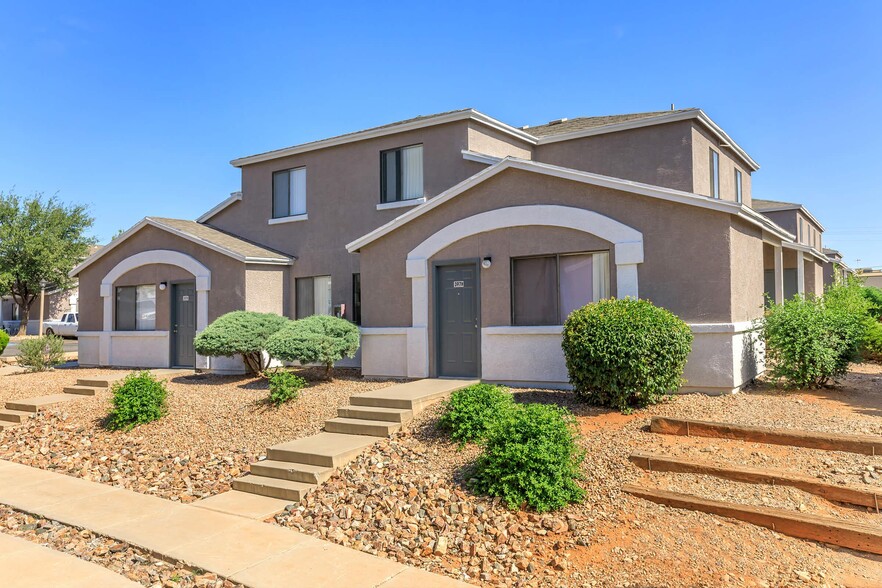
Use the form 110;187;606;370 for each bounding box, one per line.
436;263;479;378
171;282;196;368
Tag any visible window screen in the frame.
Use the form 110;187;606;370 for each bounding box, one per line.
116;285;155;331
296;275;332;318
381;145;423;202
273;167;307;218
710;149;720;198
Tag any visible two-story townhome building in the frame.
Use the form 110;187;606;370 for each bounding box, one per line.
71;107;818;393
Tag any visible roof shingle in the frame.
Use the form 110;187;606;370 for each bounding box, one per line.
149;217;292;262
523;109;699;138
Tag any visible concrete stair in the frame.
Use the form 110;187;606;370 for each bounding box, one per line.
63;384;100;396
6;394;81;413
0;409;32;424
232;378;477;504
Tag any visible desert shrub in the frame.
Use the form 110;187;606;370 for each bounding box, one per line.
439;384;514;445
265;315;359;378
193;311;289;375
0;330;8;355
862;318;882;362
470;403;584;512
16;335;65;371
861;286;882;321
762;280;871;388
267;370;308;405
561;298;693;411
106;371;168;430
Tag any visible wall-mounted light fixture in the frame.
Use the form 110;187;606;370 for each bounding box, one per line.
159;282;168;291
481;256;492;269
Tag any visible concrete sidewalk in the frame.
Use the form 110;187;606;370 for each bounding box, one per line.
0;459;467;588
0;531;139;588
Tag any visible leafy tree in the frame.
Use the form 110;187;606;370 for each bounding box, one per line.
0;192;94;335
193;311;289;375
266;315;359;379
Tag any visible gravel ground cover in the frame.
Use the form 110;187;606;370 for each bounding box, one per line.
275;364;882;588
0;504;241;587
0;367;397;501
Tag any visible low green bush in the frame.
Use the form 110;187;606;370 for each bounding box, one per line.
439;384;514;445
106;371;168;430
266;315;359;379
267;370;308;405
16;335;65;372
0;330;9;355
561;298;693;411
861;318;882;362
193;311;289;375
825;278;873;373
470;403;584;512
861;286;882;321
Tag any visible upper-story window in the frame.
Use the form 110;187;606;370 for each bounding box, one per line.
799;218;804;243
734;169;743;203
381;145;423;203
709;149;720;199
272;167;307;219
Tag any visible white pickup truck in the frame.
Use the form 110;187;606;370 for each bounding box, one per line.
42;313;79;338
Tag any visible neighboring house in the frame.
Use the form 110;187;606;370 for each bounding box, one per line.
72;107;833;393
822;248;853;287
859;269;882;289
751;199;828;300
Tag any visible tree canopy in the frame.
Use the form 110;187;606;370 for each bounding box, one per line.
0;192;95;333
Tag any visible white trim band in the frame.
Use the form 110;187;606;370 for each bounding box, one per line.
376;198;426;211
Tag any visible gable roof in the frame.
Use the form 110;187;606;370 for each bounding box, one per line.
230;108;759;171
523;109;697;137
752;198;826;232
70;217;292;277
197;191;242;223
347;157;791;253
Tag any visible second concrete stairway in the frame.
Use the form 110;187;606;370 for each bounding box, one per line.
232;378;477;502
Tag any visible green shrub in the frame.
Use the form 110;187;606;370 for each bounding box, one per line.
0;330;8;355
762;280;871;388
861;286;882;321
193;311;289;375
265;315;359;378
439;384;514;445
861;318;882;361
470;403;584;512
267;370;308;405
561;298;693;411
106;371;168;430
16;335;65;371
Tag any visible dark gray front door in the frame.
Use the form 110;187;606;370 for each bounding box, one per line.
436;263;479;378
172;282;196;367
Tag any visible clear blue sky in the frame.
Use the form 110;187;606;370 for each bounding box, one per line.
2;2;880;267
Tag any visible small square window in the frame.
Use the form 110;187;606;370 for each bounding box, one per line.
272;167;307;218
380;145;423;203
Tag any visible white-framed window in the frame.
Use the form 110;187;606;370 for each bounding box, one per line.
116;284;156;331
511;251;610;326
709;149;720;199
734;169;743;203
380;144;423;203
272;167;307;219
295;275;332;318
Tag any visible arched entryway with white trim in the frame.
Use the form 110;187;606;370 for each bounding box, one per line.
97;249;212;368
402;205;644;378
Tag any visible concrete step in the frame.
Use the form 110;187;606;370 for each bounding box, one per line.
231;475;314;502
249;460;335;484
0;421;16;431
6;394;81;413
349;378;478;413
63;385;100;396
76;376;124;388
324;417;402;437
337;405;413;423
266;432;382;468
0;409;33;424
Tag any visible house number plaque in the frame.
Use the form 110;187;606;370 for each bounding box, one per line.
182;295;190;301
453;281;465;288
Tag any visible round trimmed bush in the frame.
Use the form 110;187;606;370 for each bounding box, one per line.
193;311;289;375
470;403;584;512
562;298;693;411
106;371;168;430
0;330;9;355
439;383;514;445
266;315;359;378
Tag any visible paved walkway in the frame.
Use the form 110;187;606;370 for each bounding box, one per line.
0;531;139;587
0;459;467;587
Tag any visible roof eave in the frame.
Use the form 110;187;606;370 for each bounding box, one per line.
197;192;243;224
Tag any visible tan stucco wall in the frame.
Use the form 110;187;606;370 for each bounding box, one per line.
210;120;491;323
245;266;286;314
359;168;740;339
467;122;533;159
729;219;765;322
77;225;247;331
534;121;694;192
863;274;882;289
691;125;752;205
